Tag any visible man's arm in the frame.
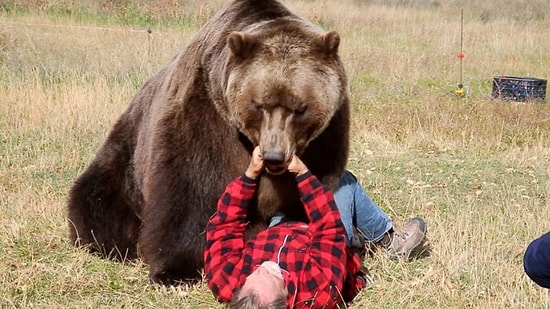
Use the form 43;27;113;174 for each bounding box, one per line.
204;146;264;301
300;174;367;302
299;173;367;302
203;174;257;302
295;170;350;306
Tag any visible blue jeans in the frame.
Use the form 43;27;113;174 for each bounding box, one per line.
269;170;393;247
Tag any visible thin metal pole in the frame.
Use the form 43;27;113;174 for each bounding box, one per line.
459;8;464;85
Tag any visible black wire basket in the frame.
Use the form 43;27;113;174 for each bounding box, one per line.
492;76;547;102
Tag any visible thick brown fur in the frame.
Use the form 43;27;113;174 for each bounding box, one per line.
67;0;350;285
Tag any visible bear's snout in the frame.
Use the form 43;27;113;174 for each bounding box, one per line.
263;150;284;164
262;150;289;175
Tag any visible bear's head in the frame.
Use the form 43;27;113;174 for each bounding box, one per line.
223;20;348;175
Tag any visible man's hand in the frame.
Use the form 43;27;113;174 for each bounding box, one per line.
245;146;264;179
287;154;309;176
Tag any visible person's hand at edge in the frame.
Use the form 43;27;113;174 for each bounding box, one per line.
245;146;264;179
287;154;309;176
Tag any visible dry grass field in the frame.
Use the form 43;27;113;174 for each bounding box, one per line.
1;0;549;308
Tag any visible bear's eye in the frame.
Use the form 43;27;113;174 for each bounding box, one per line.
295;105;307;115
253;101;264;110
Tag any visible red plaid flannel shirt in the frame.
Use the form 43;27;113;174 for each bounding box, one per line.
204;171;365;308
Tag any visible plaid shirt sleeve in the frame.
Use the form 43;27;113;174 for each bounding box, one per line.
294;171;350;306
203;174;257;302
343;249;367;302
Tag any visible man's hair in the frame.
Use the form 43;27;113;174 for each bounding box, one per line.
229;289;288;309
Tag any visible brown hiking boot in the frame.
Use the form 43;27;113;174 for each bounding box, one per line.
385;217;427;259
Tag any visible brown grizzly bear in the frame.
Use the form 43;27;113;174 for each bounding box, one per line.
67;0;349;285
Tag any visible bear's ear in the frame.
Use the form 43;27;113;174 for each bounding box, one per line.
227;31;258;59
312;31;340;57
